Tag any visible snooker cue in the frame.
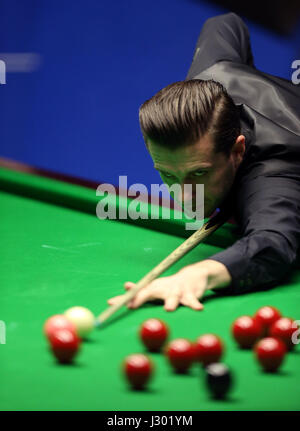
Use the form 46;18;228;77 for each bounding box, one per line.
97;209;230;325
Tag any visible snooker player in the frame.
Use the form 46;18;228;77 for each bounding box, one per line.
108;12;300;312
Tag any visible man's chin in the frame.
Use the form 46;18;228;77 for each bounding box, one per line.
206;209;219;218
181;202;216;220
204;204;218;218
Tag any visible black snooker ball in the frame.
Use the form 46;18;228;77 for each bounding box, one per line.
205;363;233;399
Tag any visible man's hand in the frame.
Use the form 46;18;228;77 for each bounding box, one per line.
107;259;232;312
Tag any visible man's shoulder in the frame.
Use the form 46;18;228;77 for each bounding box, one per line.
192;61;300;137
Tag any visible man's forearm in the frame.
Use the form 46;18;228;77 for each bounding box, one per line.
206;231;298;294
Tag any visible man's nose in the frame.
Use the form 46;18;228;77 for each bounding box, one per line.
180;182;195;202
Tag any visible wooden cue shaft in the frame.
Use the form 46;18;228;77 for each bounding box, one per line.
97;210;229;324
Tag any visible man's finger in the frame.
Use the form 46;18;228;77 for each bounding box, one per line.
107;295;124;305
164;295;180;311
180;293;204;311
124;281;136;290
108;282;136;305
129;288;155;309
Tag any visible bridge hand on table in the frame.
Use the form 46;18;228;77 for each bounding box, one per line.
106;261;221;311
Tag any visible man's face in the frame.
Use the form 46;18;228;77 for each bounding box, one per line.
147;133;245;218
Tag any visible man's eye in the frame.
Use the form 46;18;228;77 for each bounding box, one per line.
162;172;174;178
193;171;206;177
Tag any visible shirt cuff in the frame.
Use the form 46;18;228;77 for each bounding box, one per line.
206;244;261;294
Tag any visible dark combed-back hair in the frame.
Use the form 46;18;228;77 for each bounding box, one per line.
139;79;241;156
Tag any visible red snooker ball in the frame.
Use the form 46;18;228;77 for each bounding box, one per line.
165;338;194;373
49;328;81;364
232;315;262;348
255;337;286;372
44;314;78;339
269;317;297;350
123;354;154;390
254;306;281;336
139;318;169;352
194;334;224;366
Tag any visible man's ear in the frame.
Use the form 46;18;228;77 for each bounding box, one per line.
143;135;149;150
233;134;245;168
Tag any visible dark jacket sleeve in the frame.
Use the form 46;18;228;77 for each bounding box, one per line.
186;12;255;80
207;175;300;293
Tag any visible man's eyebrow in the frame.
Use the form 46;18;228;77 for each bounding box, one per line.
154;164;212;174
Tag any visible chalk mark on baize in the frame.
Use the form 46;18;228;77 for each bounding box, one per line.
41;242;103;253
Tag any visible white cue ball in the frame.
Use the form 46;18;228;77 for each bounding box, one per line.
64;306;95;338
